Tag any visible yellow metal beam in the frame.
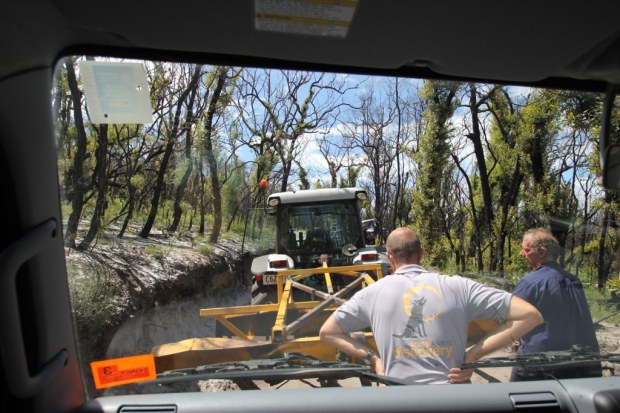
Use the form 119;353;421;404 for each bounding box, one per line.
276;263;382;278
285;275;365;337
289;280;348;305
200;303;279;317
323;261;334;294
200;301;338;318
215;316;251;340
272;279;293;342
362;273;376;286
278;333;377;362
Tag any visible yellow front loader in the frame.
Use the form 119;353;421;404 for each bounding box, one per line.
152;263;382;372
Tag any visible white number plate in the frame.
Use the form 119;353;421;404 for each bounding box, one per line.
263;274;278;285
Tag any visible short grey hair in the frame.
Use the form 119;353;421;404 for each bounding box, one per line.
524;228;560;259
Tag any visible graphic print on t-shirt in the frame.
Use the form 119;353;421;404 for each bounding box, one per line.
394;285;441;338
392;285;454;359
401;296;428;337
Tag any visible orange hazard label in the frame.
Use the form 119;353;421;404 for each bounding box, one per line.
91;354;156;389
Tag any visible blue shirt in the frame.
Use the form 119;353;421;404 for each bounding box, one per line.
511;261;601;380
512;262;598;353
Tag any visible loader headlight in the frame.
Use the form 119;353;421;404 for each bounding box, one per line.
268;197;281;207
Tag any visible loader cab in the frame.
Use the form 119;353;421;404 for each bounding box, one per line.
243;188;386;302
274;197;366;266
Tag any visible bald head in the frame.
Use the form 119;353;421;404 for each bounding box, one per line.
385;227;423;266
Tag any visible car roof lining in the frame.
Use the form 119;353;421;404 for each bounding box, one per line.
2;1;620;91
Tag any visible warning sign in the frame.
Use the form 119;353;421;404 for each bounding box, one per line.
91;354;156;389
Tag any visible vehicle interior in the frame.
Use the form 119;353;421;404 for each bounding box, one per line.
3;1;620;412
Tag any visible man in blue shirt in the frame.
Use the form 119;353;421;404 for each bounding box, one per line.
510;228;602;381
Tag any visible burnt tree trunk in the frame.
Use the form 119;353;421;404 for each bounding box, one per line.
170;65;202;232
64;58;88;248
140;66;202;238
203;67;229;244
79;123;109;250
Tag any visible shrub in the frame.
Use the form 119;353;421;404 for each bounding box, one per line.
196;244;213;256
607;276;620;296
145;244;167;263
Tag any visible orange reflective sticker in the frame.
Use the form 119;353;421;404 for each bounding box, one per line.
91;354;156;389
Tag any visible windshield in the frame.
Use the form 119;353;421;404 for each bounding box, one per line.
53;56;620;398
279;201;364;255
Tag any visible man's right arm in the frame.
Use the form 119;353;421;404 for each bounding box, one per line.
319;315;384;374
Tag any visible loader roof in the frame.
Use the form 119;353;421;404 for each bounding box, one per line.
268;188;367;205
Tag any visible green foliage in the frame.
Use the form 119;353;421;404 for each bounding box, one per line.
339;165;361;188
66;260;121;345
60;202;72;222
582;238;600;255
145;244;168;262
503;255;530;282
607;276;620;294
559;91;602;132
411;80;460;267
225;219;246;236
173;158;192;187
420;234;452;268
153;200;177;229
584;286;620;324
203;213;215;228
196;244;213;256
296;160;310;190
518;90;561;187
500;269;524;289
222;165;246;223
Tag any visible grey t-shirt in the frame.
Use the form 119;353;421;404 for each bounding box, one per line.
333;264;511;384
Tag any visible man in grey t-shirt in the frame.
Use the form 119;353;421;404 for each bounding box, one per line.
320;227;543;384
